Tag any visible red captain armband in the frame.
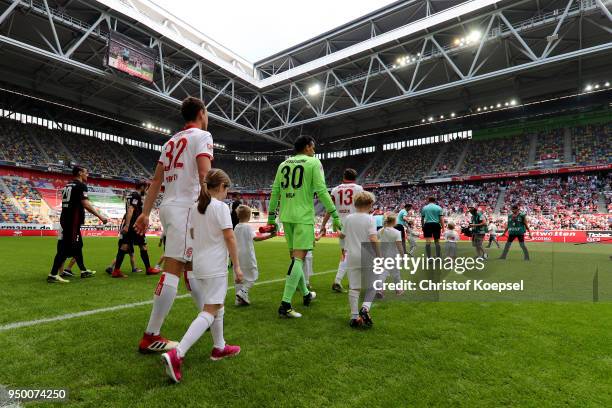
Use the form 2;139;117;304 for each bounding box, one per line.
259;225;276;234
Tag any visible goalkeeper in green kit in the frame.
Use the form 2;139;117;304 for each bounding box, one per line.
267;135;342;318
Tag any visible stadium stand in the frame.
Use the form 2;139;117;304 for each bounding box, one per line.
0;117;610;231
374;144;441;182
61;133;136;178
0;118;40;166
461;134;531;175
126;145;159;174
432;140;466;176
214;157;282;189
534;128;564;162
501;175;602;215
571;123;612;165
29;126;73;167
3;177;48;224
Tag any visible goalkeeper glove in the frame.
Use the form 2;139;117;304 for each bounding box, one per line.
332;214;342;232
267;214;278;232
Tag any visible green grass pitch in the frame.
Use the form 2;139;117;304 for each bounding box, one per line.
0;236;611;407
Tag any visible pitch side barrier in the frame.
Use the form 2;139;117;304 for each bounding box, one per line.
1;226;610;243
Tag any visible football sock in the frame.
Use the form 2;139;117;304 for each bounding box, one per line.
380;269;389;284
500;242;511;258
50;253;67;276
282;258;305;303
425;243;432;258
362;301;372;311
235;283;243;296
74;251;86;271
435;243;441;258
140;249;151;269
335;258;347;284
348;289;359;319
298;272;309;296
185;270;204;310
242;279;255;293
210;307;226;350
391;268;401;283
303;254;313;283
145;272;179;335
519;242;530;260
114;249;127;271
177;311;214;358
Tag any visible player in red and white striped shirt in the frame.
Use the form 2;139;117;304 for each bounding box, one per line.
134;97;213;353
320;168;364;293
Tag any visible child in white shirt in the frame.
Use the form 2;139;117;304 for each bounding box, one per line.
444;222;460;259
376;213;405;297
405;220;419;256
161;169;243;383
234;205;275;306
339;191;380;329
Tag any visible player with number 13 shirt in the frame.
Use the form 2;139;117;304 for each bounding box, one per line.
320;168;364;293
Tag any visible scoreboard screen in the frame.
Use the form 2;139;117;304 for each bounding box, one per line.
106;30;155;82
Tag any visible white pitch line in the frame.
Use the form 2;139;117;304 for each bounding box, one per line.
0;269;336;332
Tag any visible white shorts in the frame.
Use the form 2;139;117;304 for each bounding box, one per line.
241;266;259;282
339;237;345;250
347;265;362;290
159;205;193;262
193;276;228;305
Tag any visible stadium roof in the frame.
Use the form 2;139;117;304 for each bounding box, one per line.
0;0;610;152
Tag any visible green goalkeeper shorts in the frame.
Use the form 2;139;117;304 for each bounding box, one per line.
283;223;315;251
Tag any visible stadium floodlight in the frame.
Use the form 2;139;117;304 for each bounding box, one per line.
146;123;152;129
142;122;146;127
466;30;481;44
594;84;600;89
477;107;481;112
450;112;456;117
308;83;321;96
428;116;434;122
605;82;610;87
483;107;488;111
504;102;509;107
510;99;517;106
496;103;501;108
584;84;593;92
421;119;426;123
440;115;444;119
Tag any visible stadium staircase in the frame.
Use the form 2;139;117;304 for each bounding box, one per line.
494;187;507;214
369;150;396;182
597;182;609;213
563;128;573;163
452;141;470;174
0;178;26;214
358;150;384;183
527;133;538;167
426;143;449;177
52;131;77;163
124;146;151;177
24;126;51;164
